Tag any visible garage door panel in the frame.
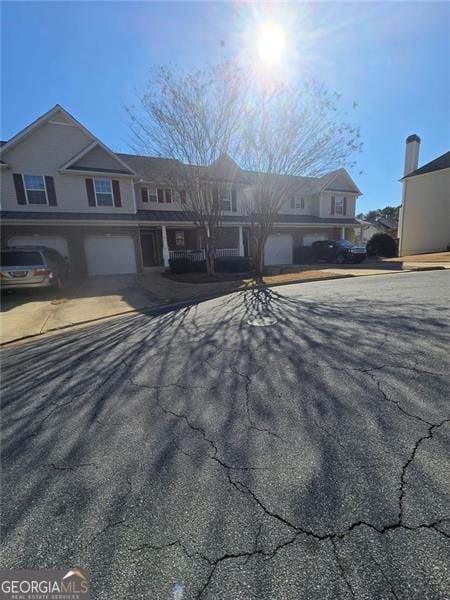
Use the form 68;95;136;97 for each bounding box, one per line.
303;233;327;246
9;236;69;259
84;236;136;276
264;234;292;266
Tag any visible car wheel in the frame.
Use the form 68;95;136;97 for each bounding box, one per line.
335;254;346;264
52;276;63;291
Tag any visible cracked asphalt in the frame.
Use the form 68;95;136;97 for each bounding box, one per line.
1;270;449;599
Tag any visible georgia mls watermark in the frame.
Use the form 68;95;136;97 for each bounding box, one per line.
0;569;90;600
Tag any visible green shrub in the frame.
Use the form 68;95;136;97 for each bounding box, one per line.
169;257;206;274
366;233;397;257
215;256;250;273
293;246;313;263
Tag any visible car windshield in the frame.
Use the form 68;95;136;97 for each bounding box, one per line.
335;240;353;249
1;251;44;267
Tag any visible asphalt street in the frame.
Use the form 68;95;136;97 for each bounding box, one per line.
1;271;449;599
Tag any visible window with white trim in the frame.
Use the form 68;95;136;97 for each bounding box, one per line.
335;196;344;215
23;175;48;205
157;188;172;203
221;188;232;211
220;187;237;212
175;231;185;246
94;179;113;207
291;196;305;209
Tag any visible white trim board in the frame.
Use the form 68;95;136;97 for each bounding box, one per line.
0;104;136;176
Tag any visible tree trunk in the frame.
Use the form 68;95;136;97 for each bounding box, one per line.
255;236;266;281
205;235;215;275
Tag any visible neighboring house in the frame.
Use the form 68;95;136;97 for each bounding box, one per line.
0;105;362;275
356;216;398;245
398;135;450;256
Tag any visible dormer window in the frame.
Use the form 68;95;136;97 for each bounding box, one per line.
23;175;48;205
157;188;172;203
290;196;305;210
220;188;237;212
94;179;113;207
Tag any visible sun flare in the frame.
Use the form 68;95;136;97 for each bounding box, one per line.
257;22;286;66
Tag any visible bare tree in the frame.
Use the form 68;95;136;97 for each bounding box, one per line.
234;82;362;275
127;63;245;274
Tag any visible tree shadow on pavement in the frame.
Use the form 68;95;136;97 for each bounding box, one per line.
1;280;449;598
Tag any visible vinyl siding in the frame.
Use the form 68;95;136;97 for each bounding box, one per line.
135;183;249;215
319;192;357;219
72;145;130;172
400;169;450;255
0;120;136;214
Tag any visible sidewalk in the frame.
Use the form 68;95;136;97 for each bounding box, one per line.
382;251;450;269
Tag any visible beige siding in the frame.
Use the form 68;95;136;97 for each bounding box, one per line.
1;120;136;214
400;170;450;255
319;192;357;219
73;145;129;172
326;171;355;192
135;184;186;212
135;183;250;215
280;194;316;215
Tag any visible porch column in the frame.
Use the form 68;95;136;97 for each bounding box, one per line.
340;226;346;240
238;226;244;257
161;225;170;267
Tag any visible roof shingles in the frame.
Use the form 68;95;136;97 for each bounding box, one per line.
404;151;450;179
0;210;359;225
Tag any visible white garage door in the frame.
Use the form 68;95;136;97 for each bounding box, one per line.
264;234;293;265
303;233;328;246
84;236;137;276
9;236;69;258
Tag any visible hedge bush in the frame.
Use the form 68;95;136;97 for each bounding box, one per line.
215;256;250;273
293;246;313;264
366;233;397;257
169;255;250;274
169;257;206;274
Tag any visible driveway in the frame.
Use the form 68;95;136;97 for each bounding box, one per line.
0;275;159;344
1;271;449;599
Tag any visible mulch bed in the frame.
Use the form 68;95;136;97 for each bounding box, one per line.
163;271;253;284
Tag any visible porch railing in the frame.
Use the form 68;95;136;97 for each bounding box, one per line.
169;249;205;261
216;248;240;257
169;248;240;261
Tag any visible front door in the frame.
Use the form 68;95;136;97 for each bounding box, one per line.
140;231;161;267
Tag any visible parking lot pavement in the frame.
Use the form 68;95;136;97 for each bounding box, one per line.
1;271;449;599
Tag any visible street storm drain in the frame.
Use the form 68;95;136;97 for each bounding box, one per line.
173;583;184;599
247;316;277;327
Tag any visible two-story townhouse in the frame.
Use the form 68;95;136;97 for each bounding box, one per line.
0;105;362;275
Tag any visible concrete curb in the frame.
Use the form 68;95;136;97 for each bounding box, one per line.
1;267;446;347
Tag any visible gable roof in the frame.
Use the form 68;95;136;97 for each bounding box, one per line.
321;168;362;195
402;150;450;179
61;141;135;175
116;153;183;182
119;151;361;193
0;104;135;175
206;154;250;184
364;216;398;231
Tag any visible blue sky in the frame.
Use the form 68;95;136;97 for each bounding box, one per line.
1;1;449;213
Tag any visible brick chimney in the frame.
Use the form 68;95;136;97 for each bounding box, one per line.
404;134;421;176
